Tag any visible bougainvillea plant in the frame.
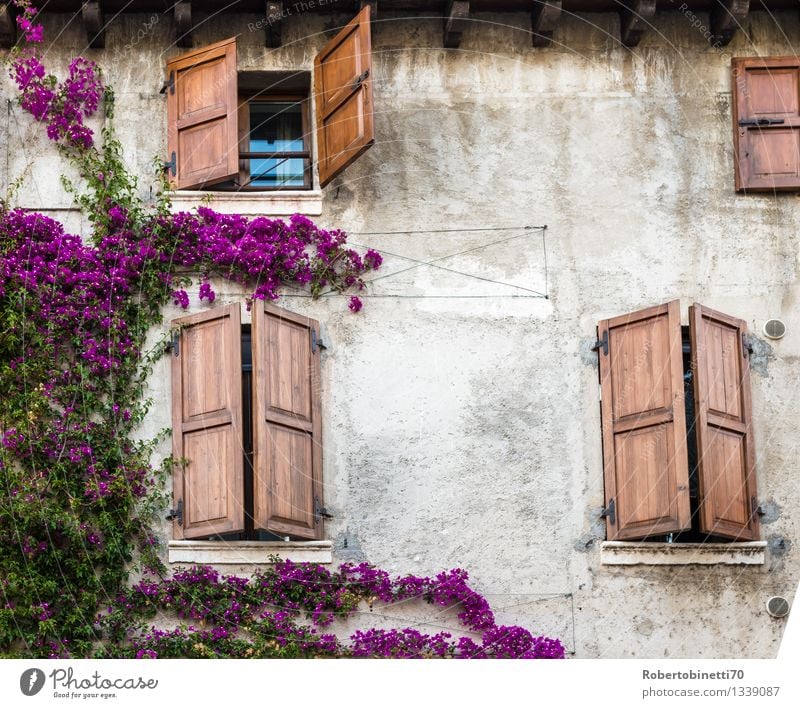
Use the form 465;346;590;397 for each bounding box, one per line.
0;1;564;659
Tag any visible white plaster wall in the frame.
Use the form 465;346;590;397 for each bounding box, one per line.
2;8;798;658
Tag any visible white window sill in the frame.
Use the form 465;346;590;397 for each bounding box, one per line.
600;541;767;566
170;190;323;217
168;540;332;565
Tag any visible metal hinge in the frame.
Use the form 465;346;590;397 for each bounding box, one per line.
738;117;784;127
311;328;327;354
600;498;616;526
742;333;753;358
751;496;765;518
166;499;183;525
352;69;369;91
592;329;609;356
165;330;180;357
163;151;177;177
160;70;175;95
315;498;333;520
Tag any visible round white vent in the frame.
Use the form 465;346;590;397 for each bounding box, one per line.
766;596;790;618
763;319;786;340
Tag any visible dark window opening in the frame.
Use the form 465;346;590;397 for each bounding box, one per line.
208;325;290;543
647;327;733;543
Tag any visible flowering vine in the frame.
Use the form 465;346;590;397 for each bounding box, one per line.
0;1;563;660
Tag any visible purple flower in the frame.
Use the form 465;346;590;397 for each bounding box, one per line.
348;296;363;313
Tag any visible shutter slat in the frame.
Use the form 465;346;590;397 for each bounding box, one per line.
690;304;759;540
252;303;323;540
171;304;245;539
733;57;800;192
598;300;691;541
314;6;375;187
167;37;239;189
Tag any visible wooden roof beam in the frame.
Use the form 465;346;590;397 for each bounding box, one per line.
444;1;469;49
82;1;105;49
265;1;283;48
531;1;561;47
0;3;16;49
175;2;193;48
619;0;656;47
710;0;750;47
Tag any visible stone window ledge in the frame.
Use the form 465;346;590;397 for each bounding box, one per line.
170;190;323;217
168;540;332;565
600;541;767;566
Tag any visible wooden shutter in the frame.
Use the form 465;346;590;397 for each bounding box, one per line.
690;304;759;540
166;37;239;190
598;300;691;541
171;304;244;539
252;303;323;539
314;6;375;187
732;57;800;192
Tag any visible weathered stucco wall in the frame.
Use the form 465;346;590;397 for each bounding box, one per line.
2;8;799;658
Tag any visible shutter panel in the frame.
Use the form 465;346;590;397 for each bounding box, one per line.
598;300;691;541
171;304;244;539
314;6;375;187
733;57;800;192
690;304;759;540
252;303;323;540
166;37;239;190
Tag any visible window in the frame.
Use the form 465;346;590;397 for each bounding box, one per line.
732;56;800;192
596;300;760;542
169;302;324;541
164;6;374;191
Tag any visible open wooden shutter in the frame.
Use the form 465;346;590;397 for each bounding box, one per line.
171;304;244;539
732;57;800;192
314;6;375;187
252;303;323;539
690;304;759;540
598;300;691;541
166;37;239;189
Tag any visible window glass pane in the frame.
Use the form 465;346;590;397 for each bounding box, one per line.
248;101;305;187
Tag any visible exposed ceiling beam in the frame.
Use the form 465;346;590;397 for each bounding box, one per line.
0;3;16;49
531;0;561;47
82;1;105;49
619;0;656;47
710;0;750;47
443;0;470;48
265;1;282;48
175;2;193;48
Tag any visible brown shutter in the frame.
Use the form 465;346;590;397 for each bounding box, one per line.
598;300;691;541
171;304;244;539
252;303;323;539
732;57;800;192
166;37;239;190
690;304;759;540
314;6;375;187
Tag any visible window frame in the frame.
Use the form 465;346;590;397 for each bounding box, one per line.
234;91;313;191
596;300;761;544
170;301;325;543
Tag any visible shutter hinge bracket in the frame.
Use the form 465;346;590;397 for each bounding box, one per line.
742;333;753;358
311;328;327;354
163;151;177;177
166;330;180;356
592;329;609;356
315;498;333;520
352;69;370;91
752;496;765;518
160;70;175;95
600;498;616;525
166;499;183;525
